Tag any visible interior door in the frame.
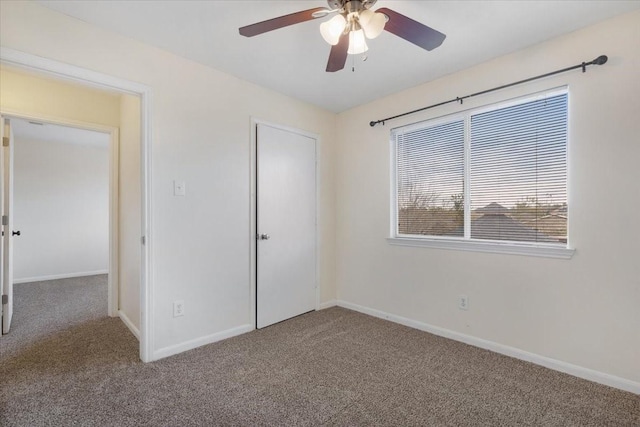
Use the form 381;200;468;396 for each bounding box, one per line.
1;116;14;334
256;123;316;328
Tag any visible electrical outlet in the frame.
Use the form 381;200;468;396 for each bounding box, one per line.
173;300;185;317
459;295;469;310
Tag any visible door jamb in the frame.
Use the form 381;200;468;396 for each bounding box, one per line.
0;47;154;362
0;111;120;318
249;118;321;329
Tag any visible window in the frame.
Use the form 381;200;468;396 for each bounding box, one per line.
390;89;573;258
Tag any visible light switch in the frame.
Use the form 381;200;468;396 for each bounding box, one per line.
174;180;186;196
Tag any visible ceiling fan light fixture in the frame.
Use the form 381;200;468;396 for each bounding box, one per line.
348;29;368;54
320;14;347;45
239;1;446;73
358;9;373;25
360;10;386;39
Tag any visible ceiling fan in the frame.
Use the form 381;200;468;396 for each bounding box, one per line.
239;0;446;72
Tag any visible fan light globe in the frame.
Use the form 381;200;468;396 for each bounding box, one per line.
358;9;374;26
320;14;347;45
361;11;386;39
348;29;368;54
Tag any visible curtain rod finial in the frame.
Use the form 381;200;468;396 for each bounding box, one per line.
370;121;378;127
594;55;608;65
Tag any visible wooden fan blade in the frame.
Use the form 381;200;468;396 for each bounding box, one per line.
239;7;327;37
326;33;349;72
376;7;446;51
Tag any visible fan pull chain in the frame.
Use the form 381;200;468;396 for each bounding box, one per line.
350;53;369;72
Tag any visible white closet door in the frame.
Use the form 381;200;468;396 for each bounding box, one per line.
256;123;316;328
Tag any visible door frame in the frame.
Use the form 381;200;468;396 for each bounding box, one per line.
0;47;154;362
249;118;321;329
0;112;120;319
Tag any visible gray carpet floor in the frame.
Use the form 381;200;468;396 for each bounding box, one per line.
1;276;638;426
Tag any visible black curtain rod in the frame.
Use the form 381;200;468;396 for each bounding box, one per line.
369;54;608;127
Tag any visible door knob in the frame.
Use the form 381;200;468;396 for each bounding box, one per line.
12;230;20;236
258;234;270;240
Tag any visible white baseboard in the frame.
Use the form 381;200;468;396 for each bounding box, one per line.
14;270;109;284
319;299;337;310
153;324;254;361
337;300;640;395
118;310;140;341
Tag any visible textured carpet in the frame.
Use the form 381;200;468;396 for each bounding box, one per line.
1;276;638;426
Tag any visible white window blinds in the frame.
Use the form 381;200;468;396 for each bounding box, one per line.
396;120;465;237
393;89;568;247
470;93;568;243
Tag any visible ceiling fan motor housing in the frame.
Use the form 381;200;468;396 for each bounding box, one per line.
345;1;364;14
329;0;376;12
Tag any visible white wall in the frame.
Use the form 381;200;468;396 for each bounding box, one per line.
335;10;640;386
0;66;121;127
13;132;109;282
0;1;337;357
119;94;141;330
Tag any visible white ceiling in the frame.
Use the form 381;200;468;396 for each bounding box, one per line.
36;0;640;113
11;118;109;148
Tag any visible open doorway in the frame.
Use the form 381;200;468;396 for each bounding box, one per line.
0;60;148;359
4;118;116;345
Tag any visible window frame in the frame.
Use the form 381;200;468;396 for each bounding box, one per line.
388;87;575;259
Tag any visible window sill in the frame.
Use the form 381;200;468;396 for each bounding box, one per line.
387;237;575;259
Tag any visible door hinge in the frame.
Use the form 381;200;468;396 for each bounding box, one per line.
2;137;8;147
1;215;7;226
1;295;7;305
141;236;146;245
